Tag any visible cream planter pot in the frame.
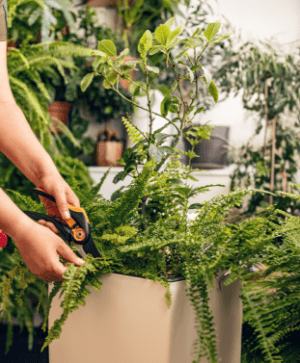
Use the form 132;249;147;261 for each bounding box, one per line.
48;272;242;363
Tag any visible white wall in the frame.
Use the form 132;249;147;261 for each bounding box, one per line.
202;0;300;153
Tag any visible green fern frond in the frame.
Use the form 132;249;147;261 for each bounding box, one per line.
7;0;45;28
108;159;155;228
122;116;146;156
241;282;283;362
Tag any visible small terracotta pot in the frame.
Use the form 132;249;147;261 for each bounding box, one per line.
94;129;123;166
48;101;71;133
87;0;134;8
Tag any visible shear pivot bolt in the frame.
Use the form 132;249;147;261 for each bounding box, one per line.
76;230;85;239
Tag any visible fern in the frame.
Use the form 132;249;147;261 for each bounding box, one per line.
122;115;147;157
185;266;218;363
107;159;155;229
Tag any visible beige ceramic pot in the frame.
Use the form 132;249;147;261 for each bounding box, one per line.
48;271;242;363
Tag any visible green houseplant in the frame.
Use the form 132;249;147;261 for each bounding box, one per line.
216;39;300;215
1;18;300;363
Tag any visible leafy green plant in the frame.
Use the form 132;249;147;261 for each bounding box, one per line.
117;0;184;53
216;40;300;215
2;18;300;363
7;0;77;45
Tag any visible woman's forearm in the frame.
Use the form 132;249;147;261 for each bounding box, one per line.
0;187;34;239
0;101;59;185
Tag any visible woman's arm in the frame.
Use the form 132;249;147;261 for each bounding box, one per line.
0;41;85;280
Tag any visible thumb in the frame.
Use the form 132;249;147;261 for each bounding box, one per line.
58;242;85;267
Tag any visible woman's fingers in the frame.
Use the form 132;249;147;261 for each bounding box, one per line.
37;219;60;234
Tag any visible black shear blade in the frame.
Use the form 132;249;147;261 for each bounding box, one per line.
74;235;101;258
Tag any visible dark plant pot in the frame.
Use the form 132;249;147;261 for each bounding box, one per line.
0;323;49;363
48;101;71;133
184;125;230;169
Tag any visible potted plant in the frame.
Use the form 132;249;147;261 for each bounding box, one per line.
1;18;297;363
216;39;300;215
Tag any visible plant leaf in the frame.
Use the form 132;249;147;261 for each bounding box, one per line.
81;72;95;92
208;80;219;103
155;24;170;46
202;66;212;85
212;32;231;43
194;107;206;116
146;66;160;74
138;30;153;58
167;24;184;47
204;21;221;42
164;17;175;29
98;40;117;57
103;72;118;89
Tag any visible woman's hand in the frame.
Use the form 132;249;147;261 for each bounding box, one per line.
36;174;80;233
13;219;85;282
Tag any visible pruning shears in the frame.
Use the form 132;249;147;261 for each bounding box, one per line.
23;188;101;258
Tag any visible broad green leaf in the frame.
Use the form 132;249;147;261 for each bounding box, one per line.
208;80;218;102
190;65;201;72
161;96;170;117
212;32;231;43
81;72;95;92
138;30;153;58
167;24;184;47
188;203;203;210
192;28;202;37
204;20;221;42
149;45;164;55
164;17;175;29
161;96;180;117
175;48;191;59
103;72;119;89
202;66;212;85
194;107;206;116
155;24;170;46
98;40;116;57
119;48;130;57
133;86;141;96
113;172;126;184
146;65;160;74
170;80;178;94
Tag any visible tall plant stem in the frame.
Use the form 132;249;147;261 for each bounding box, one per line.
269;115;278;205
263;80;269;165
145;67;154;161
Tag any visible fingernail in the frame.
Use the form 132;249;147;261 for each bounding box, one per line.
77;258;85;265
